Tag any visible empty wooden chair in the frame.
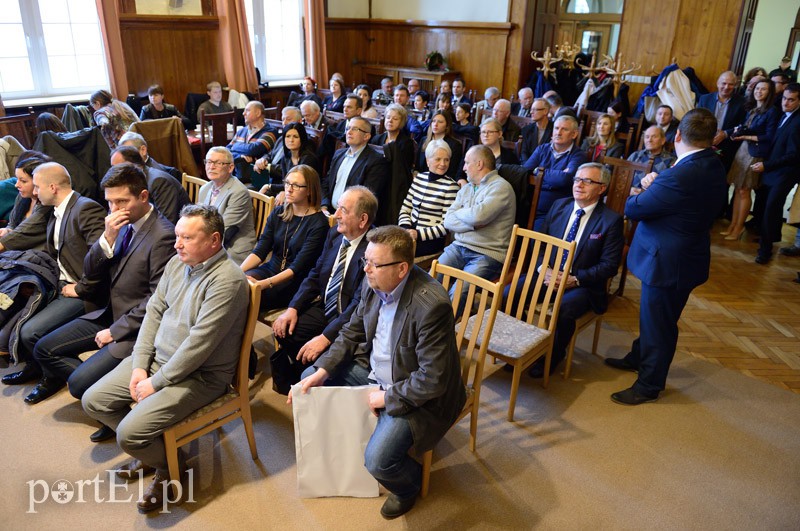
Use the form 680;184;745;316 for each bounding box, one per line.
479;225;576;421
198;109;237;158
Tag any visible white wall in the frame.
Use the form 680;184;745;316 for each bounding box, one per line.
327;0;510;23
744;0;800;74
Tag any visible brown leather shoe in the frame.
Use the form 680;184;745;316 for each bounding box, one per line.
116;459;155;482
137;471;170;513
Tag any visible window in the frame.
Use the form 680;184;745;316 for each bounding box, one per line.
245;0;306;83
0;0;109;100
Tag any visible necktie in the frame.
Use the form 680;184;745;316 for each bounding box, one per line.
324;238;351;319
561;209;584;270
779;113;791;128
118;225;134;256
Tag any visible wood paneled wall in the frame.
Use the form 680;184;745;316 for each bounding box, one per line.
325;18;513;96
119;15;223;112
618;0;746;93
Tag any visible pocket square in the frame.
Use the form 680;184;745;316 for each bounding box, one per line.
589;233;602;239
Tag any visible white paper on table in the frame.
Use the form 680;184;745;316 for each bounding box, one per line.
291;383;380;498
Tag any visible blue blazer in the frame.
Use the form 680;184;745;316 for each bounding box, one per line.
725;106;780;159
625;149;727;290
288;227;368;343
762;110;800;187
542;199;624;313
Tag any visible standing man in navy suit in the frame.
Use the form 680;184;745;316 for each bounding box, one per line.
605;109;727;405
750;83;800;264
509;162;624;377
269;186;376;394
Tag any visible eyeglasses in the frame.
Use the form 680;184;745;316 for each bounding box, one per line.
283;180;308;190
480;130;501;135
573;177;604;186
532;107;548;112
360;257;402;270
204;159;231;167
345;126;370;135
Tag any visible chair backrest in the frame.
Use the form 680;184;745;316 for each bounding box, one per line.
0;108;36;149
429;260;502;398
500;225;577;332
526;171;543;230
181;173;208;204
265;118;283;132
305;126;324;150
264;105;281;120
233;281;262;393
249;189;274;237
501;138;523;160
578;109;605;141
602;156;652;215
199;109;237;157
324;110;346;126
509;114;534;129
369;143;385;157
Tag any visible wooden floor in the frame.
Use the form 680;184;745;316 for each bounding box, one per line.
598;219;800;394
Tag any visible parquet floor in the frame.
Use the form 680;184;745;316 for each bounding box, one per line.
600;220;800;394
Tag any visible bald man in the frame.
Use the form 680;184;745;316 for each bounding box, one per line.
492;99;521;141
2;162;106;401
697;71;746;171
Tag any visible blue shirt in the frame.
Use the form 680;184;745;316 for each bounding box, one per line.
369;273;411;389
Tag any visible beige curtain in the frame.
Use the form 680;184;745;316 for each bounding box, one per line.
218;0;258;93
95;0;129;98
303;0;328;85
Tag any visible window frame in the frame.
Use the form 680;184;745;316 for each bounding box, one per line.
245;0;307;84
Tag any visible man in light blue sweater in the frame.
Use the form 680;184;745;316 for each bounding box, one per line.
439;145;516;313
82;204;249;513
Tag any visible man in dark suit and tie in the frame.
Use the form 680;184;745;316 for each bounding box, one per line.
1;163;105;394
110;146;190;225
451;78;473;107
29;165;175;432
696;71;747;172
269;186;376;394
750;83;800;264
605;108;727;405
511;162;624;377
293;226;466;519
322;116;389;221
510;87;534;118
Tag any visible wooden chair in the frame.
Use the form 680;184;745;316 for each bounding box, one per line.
181;173;208;204
526;171;543;230
265;118;284;132
199;109;237;158
501;138;523;160
421;260;502;497
162;280;261;487
509;114;534;129
249;190;274;237
0;107;36;148
578;109;605;142
482;225;576;421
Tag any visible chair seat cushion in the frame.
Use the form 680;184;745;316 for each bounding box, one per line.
178;390;239;424
466;310;550;360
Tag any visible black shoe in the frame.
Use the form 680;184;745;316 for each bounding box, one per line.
755;253;771;265
380;492;417;519
2;364;41;385
137;471;170;513
604;357;639;373
89;425;116;443
116;459;156;482
23;377;64;404
779;246;800;257
611;387;658;405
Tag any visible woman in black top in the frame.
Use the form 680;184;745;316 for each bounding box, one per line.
240;165;329;310
0;152;51;238
322;74;347;113
371;103;416;225
258;123;320;196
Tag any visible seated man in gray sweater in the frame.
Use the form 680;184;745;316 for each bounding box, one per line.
82;204;249;513
439;145;516;314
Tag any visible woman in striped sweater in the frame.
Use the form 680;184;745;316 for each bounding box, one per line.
398;139;460;256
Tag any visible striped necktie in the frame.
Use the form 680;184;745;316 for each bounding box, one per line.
324;238;351;319
560;209;584;270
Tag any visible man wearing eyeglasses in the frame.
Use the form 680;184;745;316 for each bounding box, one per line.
197;147;256;264
292;226;466;519
507;162;624;378
322;116;389;222
519;98;553;161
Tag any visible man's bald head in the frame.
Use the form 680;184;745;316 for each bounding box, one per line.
32;162;71;188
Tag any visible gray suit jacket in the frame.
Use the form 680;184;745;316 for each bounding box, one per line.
197;177;256;264
315;266;466;452
80;210;176;359
45;192;105;299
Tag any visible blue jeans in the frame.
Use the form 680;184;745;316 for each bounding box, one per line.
437;243;503;315
302;362;420;498
19;294;86;363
